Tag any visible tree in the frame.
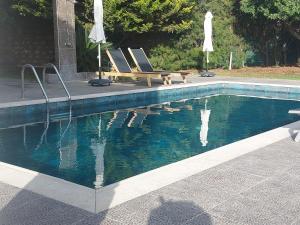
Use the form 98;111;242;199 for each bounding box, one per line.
10;0;52;19
104;0;194;34
0;0;21;25
8;0;194;34
204;0;246;68
240;0;300;39
239;0;300;65
8;0;195;46
149;0;247;70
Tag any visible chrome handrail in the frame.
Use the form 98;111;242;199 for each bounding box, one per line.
21;64;49;103
42;63;71;101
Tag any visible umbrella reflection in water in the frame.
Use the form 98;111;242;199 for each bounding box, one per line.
200;99;211;147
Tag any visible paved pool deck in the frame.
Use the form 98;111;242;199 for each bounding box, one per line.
1;137;300;225
1;74;300;104
1;75;300;224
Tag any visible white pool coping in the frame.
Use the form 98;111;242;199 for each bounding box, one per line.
1;80;300;109
1;120;299;213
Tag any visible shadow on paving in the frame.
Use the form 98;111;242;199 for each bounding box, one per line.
0;182;213;225
0;181;96;225
147;197;212;225
77;196;213;225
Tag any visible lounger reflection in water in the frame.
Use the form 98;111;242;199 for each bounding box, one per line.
127;107;160;128
152;100;193;113
107;100;193;129
128;48;190;84
107;111;130;129
172;99;193;111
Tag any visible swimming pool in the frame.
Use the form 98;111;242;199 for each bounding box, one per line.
0;94;299;188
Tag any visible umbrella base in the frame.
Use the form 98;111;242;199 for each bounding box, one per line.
88;79;112;87
200;71;216;77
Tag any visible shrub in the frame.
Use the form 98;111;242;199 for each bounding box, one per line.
149;1;247;70
76;24;112;72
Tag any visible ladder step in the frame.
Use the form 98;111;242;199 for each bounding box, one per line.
50;112;71;121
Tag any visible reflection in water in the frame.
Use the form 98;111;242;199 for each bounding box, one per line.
22;121;49;157
1;96;300;188
200;99;211;147
58;119;76;170
92;115;106;188
107;111;129;129
127;107;160;128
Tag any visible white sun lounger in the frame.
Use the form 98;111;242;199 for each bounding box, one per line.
105;48;172;87
128;48;190;84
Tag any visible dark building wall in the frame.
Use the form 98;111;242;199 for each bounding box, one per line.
0;17;54;72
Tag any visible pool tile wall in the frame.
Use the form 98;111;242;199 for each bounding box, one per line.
222;83;300;100
1;82;300;129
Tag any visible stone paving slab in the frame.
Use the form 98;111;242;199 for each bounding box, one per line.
0;76;189;104
184;214;247;225
0;182;42;211
1;75;300;104
0;137;299;225
211;172;300;225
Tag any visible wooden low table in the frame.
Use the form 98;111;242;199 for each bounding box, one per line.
289;109;300;142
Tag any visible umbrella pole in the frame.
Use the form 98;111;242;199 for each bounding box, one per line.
98;44;102;80
206;51;209;72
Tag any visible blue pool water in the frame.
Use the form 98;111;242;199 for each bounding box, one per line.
0;95;299;188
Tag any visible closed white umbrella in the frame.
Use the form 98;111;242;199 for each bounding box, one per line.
88;0;111;86
89;0;106;43
200;99;211;147
201;11;215;77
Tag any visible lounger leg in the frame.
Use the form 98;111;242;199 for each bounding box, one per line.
162;77;167;85
181;75;187;84
111;76;116;82
147;76;152;87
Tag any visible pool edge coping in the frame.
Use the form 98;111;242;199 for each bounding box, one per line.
0;120;299;213
1;80;300;109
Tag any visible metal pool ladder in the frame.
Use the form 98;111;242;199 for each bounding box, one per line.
21;64;49;103
42;63;71;101
21;63;71;103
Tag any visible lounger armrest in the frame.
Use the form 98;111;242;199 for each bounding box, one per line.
132;71;170;76
152;70;170;76
178;71;190;75
154;70;190;75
